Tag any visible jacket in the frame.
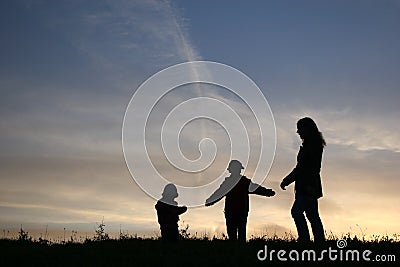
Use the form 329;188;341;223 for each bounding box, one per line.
206;175;274;214
283;140;323;198
155;201;187;229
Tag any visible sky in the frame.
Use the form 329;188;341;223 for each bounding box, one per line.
0;0;399;240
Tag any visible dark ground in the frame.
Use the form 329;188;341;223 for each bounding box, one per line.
1;238;399;266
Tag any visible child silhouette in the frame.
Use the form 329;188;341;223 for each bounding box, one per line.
155;183;187;241
205;160;275;241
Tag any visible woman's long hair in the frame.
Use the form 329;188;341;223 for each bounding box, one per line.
297;117;326;147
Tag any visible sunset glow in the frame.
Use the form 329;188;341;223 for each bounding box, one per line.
1;0;399;241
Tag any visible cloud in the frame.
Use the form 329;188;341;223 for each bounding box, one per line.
0;0;206;159
0;0;205;233
273;105;400;154
1;0;399;239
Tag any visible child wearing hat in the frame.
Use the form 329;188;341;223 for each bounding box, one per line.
205;160;275;241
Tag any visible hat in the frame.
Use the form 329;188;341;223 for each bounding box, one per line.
227;160;244;170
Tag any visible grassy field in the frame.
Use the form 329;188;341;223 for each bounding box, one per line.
1;229;399;266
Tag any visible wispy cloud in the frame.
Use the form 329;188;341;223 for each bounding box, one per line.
275;106;400;153
1;0;399;239
0;0;203;229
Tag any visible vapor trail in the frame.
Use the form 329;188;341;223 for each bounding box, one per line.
167;1;208;183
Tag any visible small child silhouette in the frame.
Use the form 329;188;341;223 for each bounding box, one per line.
205;160;275;241
155;183;187;241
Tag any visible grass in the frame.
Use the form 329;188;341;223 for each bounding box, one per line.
1;225;398;266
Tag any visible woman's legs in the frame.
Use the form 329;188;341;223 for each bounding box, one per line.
305;198;325;242
291;196;325;242
291;197;311;242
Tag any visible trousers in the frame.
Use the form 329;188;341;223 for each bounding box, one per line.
225;213;247;241
291;196;325;242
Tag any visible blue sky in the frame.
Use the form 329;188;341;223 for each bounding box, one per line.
181;0;400;108
0;0;399;239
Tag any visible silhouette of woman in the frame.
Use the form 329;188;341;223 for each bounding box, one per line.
155;184;187;241
280;117;325;242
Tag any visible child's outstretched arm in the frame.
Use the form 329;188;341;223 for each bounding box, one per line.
205;190;224;206
249;182;275;197
205;180;229;206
